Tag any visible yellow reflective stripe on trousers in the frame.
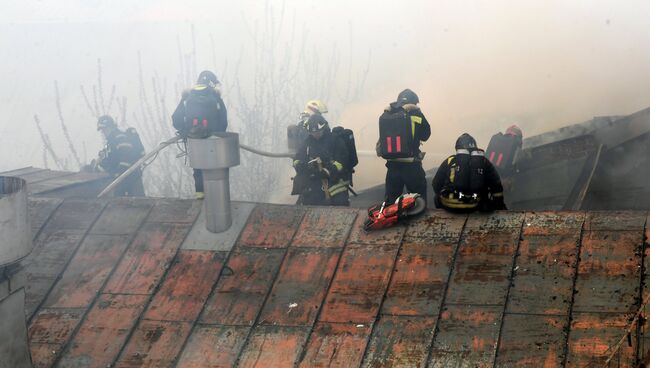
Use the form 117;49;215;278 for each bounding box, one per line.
493;192;504;198
328;181;349;196
440;196;479;209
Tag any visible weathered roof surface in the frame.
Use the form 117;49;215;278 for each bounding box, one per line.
23;197;649;367
0;167;110;197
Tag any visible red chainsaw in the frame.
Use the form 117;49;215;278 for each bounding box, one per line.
363;193;427;231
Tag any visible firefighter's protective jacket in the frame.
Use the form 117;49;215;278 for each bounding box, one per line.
292;130;349;199
98;128;145;176
432;149;506;210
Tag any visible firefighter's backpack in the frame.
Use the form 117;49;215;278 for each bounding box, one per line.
184;87;221;138
331;126;359;169
485;133;520;172
378;109;415;159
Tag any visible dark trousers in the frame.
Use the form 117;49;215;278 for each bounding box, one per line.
298;179;349;207
114;171;145;197
193;169;204;193
385;161;427;205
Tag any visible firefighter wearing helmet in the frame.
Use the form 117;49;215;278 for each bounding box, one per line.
94;115;146;197
432;133;506;212
291;114;351;206
377;89;431;205
172;70;228;199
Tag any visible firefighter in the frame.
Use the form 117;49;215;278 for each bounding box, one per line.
172;70;228;199
432;133;506;212
485;124;523;177
288;100;328;152
377;89;431;205
96;115;146;197
292;114;350;206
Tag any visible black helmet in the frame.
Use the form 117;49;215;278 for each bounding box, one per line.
197;70;219;87
97;115;117;131
397;89;419;106
455;133;477;150
306;113;329;133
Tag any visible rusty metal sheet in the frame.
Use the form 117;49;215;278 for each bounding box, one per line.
507;234;579;315
362;315;436;367
28;198;63;236
20;169;72;184
584;211;646;231
0;166;44;176
464;212;525;233
24;230;85;316
521;211;585;236
144;250;225;322
259;247;340;326
238;204;305;248
347;209;405;246
115;319;193;368
237;325;310;368
445;232;520;306
494;314;567;367
403;211;467;244
320;245;398;324
41;198;106;232
429;305;502;368
382;241;457;316
28;172;107;195
176;325;250;368
29;308;83;344
28;308;83;368
291;207;357;248
181;202;255;251
57;294;148;368
104;222;191;295
146;198;202;224
573;230;642;313
44;234;131;309
565;312;636;367
200;248;285;326
30;342;59;368
89;198;153;235
298;322;372;368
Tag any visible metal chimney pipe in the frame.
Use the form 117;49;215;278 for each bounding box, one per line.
0;176;33;368
0;177;32;266
187;133;240;233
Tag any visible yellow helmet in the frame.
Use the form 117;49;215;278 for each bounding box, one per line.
304;100;328;115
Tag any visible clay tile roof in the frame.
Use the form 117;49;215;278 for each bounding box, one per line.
23;197;649;367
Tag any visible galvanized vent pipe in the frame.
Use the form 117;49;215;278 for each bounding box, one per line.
0;177;32;266
187;133;240;233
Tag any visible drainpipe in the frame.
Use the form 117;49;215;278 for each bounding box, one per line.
187;133;240;233
0;176;33;368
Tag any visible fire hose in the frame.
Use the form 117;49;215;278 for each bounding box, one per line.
97;136;296;198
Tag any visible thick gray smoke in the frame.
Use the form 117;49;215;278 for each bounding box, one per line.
3;0;650;194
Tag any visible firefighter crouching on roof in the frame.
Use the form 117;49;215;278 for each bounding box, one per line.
171;70;228;199
485;124;523;177
377;89;431;205
292;114;350;206
94;115;146;197
432;133;506;212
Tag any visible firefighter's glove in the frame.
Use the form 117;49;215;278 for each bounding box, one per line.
491;194;507;210
307;158;322;173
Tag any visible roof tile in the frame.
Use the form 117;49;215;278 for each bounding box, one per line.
238;204;305;248
200;248;285;326
260;247;340;326
320;244;398;324
104;222;191;295
144;250;225;322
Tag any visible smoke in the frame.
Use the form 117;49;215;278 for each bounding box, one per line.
3;0;650;193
